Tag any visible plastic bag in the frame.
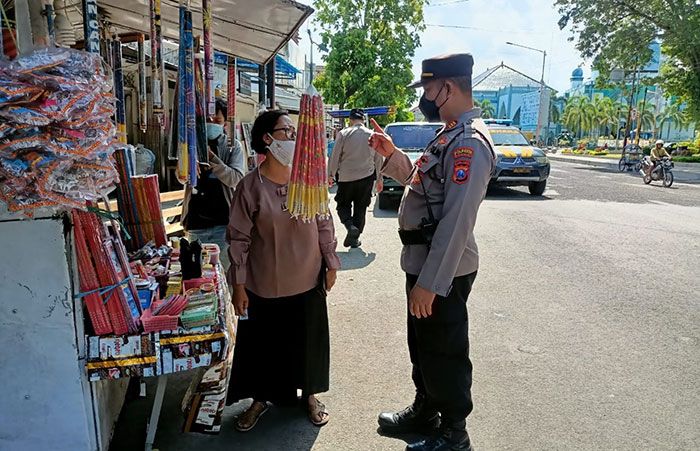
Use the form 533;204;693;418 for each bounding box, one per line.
0;48;119;213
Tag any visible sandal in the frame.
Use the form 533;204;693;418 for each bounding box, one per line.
307;396;330;427
235;401;270;432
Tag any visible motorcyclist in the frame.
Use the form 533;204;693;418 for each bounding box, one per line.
648;139;671;175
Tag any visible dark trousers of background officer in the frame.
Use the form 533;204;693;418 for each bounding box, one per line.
334;174;375;233
406;272;477;424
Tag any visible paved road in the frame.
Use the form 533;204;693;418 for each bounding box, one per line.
111;160;700;451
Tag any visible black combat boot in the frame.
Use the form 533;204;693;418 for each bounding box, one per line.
378;393;440;435
405;420;472;451
342;220;361;248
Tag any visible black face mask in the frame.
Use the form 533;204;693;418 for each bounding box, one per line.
418;83;448;122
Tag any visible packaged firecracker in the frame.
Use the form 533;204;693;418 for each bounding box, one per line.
0;48;119;214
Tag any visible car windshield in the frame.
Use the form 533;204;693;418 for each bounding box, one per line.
489;129;530;146
385;124;442;150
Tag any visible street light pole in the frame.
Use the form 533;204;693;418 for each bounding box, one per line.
308;29;314;84
506;41;547;144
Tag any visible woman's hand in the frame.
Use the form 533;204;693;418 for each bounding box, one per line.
325;269;337;292
232;285;249;316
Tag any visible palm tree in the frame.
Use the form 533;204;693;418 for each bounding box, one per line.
562;96;595;139
591;97;617;142
657;101;686;141
635;100;656;136
549;98;561;125
479;99;495;118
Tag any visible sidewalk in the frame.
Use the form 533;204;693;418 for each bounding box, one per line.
548;153;700;182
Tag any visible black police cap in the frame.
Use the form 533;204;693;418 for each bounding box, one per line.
349;108;366;120
408;53;474;89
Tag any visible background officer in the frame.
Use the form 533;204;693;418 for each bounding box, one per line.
328;108;383;248
369;54;496;451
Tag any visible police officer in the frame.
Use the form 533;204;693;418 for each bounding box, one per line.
369;54;496;451
328;108;383;248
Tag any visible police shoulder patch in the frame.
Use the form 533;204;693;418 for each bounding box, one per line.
453;147;474;159
452;159;471;184
438;135;449;145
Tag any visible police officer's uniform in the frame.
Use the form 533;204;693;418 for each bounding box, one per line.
377;54;496;451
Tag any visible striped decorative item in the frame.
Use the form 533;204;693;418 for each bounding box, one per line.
202;0;215;117
112;39;127;144
287;85;330;221
72;210;113;335
137;34;148;132
149;0;165;128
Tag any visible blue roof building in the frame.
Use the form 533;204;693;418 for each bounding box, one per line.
472;62;555;138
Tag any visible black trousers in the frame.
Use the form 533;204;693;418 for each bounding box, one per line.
226;284;330;405
335;174;375;233
406;272;477;422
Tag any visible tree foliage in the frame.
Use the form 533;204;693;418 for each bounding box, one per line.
563;96;596;138
656;100;686;140
476;99;495;118
555;0;700;125
313;0;426;123
591;96;618;138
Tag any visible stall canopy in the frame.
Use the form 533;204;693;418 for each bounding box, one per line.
65;0;313;64
217;53;301;78
328;106;396;118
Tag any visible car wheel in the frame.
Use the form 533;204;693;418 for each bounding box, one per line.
528;180;547;196
377;193;393;210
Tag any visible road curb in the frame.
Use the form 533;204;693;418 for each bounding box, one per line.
547;154;618;169
547;153;700;171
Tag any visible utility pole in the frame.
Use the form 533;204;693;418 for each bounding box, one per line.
506;41;547;144
635;86;648;145
622;65;638;148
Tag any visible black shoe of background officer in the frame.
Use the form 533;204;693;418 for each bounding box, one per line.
405;420;472;451
378;393;440;435
342;220;361;248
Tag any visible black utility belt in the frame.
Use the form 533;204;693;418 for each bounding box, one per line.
398;229;427;245
398;220;438;246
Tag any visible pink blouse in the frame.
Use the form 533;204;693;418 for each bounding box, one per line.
226;168;341;298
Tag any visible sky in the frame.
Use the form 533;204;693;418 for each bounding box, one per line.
296;0;592;96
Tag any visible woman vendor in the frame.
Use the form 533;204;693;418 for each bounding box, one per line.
225;110;340;431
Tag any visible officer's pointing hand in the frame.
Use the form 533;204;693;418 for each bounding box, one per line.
368;118;397;158
409;284;437;319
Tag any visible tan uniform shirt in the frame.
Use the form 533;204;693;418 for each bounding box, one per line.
382;108;496;297
650;146;670;161
328;124;384;182
226;168;341;298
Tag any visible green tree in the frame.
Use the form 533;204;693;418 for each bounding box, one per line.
549;98;562;125
313;0;426;123
635;99;656;134
479;99;495;118
594;96;624;141
656;101;686;141
555;0;700;125
563;96;595;139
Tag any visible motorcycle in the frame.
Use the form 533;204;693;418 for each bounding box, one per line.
618;144;643;172
640;156;674;187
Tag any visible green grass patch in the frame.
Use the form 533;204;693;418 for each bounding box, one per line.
674;155;700;163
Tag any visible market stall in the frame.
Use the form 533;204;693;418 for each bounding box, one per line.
0;1;313;450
